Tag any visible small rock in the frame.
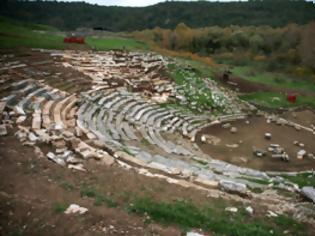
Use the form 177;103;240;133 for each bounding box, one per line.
255;152;264;157
56;148;67;154
294;125;301;131
54;123;64;130
0;124;7;136
109;225;115;230
301;186;315;203
264;133;272;140
276;118;287;126
230;127;237;133
28;132;38;142
226;144;239;148
268;147;274;152
222;123;231;129
299;143;305;148
219;180;247;196
68;164;86;172
245;206;254;214
64;204;88;215
14;106;25;115
297;150;306;160
245;120;250;125
253;147;266;157
267;210;278;217
270;144;280;148
187;232;204;236
34;129;50;142
307;153;315;160
66;156;82;164
200;134;221;145
16;116;26;124
225;207;238;213
47;152;66;166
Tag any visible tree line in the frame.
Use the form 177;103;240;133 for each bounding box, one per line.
133;22;315;71
0;0;315;31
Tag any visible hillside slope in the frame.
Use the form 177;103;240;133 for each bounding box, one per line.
1;0;315;31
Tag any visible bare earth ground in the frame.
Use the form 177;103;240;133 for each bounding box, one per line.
197;112;315;172
0;130;187;236
282;109;315;128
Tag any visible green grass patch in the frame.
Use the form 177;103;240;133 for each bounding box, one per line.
239;177;270;185
232;66;315;93
240;92;315;109
193;158;208;166
53;202;68;214
281;173;315;188
0;16;65;49
127;197;305;236
0;16;147;51
80;185;117;208
175;57;214;79
86;36;148;51
0;16;58;32
275;215;304;233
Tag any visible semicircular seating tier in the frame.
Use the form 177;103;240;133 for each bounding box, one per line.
0;51;270;193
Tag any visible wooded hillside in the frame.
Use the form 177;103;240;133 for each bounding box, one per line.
1;0;315;31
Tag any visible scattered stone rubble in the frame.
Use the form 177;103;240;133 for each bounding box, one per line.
64;204;88;215
268;144;289;162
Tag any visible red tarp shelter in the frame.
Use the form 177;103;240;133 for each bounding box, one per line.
64;37;85;44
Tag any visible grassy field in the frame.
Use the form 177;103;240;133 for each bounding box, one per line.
86;36;148;51
240;92;315;109
53;182;309;235
0;16;65;49
232;66;315;93
128;197;304;236
0;16;148;51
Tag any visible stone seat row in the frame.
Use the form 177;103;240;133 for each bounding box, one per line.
78;91;206;156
